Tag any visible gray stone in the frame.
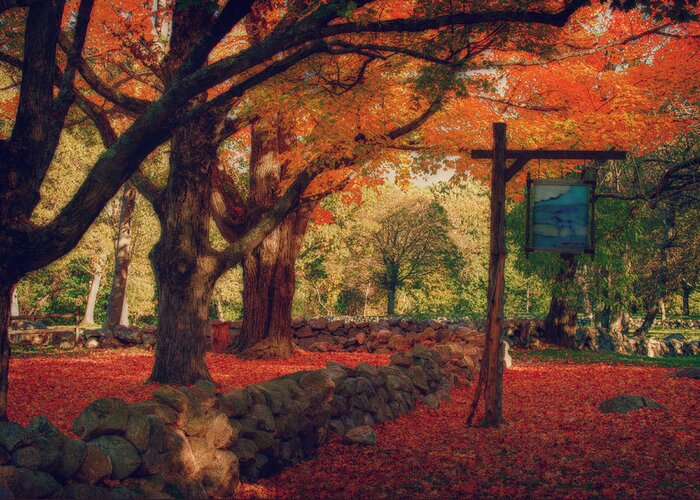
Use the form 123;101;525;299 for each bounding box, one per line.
75;443;112;485
296;326;314;338
407;366;429;392
90;435;141;480
390;351;412;367
599;394;665;414
422;394;440;409
11;468;60;499
206;412;235;449
72;398;130;440
85;337;101;349
55;438;86;480
141;333;157;347
64;482;111;499
135;447;163;477
130;401;179;425
200;449;239;497
298;371;335;405
250;404;275;433
233;438;257;463
114;326;140;344
670;367;700;379
218;390;250;417
0;423;30;453
10;446;41;471
125;414;150;453
342;425;377;446
152;386;188;412
327;320;344;333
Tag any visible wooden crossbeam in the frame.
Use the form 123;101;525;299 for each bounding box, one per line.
471;149;626;161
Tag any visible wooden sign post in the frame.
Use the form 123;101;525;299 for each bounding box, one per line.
468;123;625;427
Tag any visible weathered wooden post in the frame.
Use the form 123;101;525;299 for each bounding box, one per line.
469;122;625;427
482;122;507;427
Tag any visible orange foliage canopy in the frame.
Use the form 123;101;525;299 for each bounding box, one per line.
1;0;698;203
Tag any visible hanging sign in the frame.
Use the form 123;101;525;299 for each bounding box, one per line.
525;178;595;254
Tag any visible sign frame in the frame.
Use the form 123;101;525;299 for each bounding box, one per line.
525;177;596;255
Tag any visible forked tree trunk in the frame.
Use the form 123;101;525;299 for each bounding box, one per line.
238;208;312;357
84;266;103;325
0;283;15;420
236;113;309;358
544;254;578;347
104;184;137;328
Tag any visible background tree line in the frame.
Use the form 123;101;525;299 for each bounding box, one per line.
12;130;699;325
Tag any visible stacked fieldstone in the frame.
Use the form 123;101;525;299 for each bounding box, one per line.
0;343;479;498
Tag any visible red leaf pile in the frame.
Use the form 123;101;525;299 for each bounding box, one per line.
240;362;699;498
9;349;388;434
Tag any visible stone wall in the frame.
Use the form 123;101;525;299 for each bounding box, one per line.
572;327;700;357
0;344;480;498
230;317;488;357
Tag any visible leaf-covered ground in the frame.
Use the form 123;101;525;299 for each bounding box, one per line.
9;349;699;498
8;349;389;433
241;360;699;499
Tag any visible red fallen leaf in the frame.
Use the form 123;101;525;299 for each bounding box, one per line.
8;348;389;434
238;359;699;499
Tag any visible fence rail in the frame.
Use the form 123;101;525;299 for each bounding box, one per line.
8;308;82;344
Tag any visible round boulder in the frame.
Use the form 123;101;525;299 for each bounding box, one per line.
599;394;665;414
342;426;377;446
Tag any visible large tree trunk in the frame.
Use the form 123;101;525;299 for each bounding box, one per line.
104;184;137;329
148;114;220;384
544;254;578;347
238;207;312;357
83;265;103;325
237;114;309;358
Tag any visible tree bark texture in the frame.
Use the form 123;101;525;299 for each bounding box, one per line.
83;266;102;325
470;122;507;428
10;289;19;317
104;184;137;329
544;254;578;347
237;114;313;358
148;112;221;384
0;283;14;420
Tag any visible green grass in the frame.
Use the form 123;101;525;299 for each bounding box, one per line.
11;344;92;359
513;347;700;368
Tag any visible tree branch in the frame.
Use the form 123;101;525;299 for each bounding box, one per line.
59;34;151;116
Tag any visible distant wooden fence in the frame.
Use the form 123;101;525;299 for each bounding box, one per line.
9;309;82;345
